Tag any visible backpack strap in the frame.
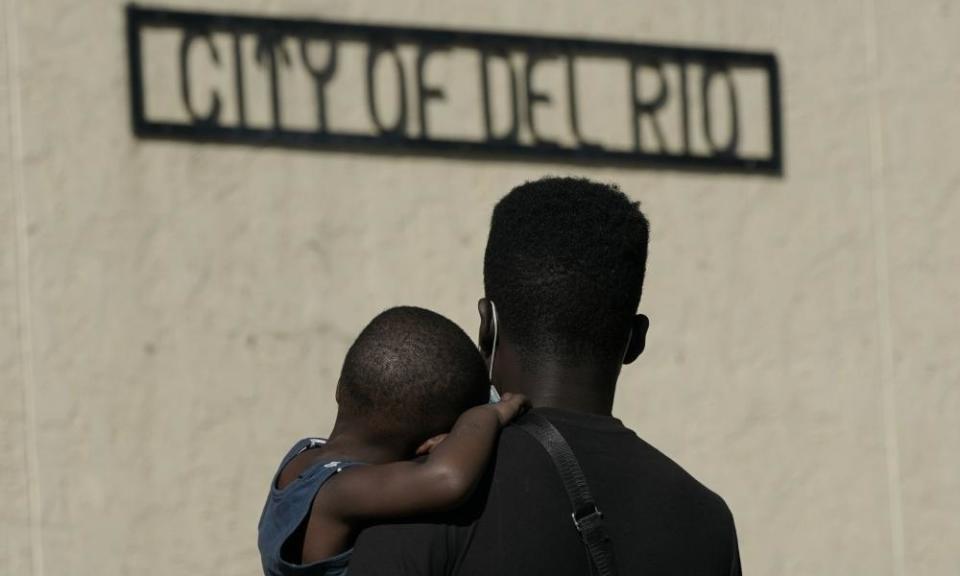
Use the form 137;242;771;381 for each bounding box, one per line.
515;412;619;576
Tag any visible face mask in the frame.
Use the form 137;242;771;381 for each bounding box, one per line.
487;301;500;403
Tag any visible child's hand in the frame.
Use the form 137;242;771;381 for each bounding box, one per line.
491;392;530;426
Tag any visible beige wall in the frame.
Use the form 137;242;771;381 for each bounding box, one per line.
1;1;958;575
2;10;28;576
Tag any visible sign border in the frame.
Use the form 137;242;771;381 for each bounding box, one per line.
126;4;784;175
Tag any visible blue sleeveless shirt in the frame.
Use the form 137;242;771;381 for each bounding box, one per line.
258;438;361;576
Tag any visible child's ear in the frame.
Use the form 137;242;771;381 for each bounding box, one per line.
415;433;449;456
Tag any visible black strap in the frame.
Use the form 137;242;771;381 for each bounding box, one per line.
516;412;619;576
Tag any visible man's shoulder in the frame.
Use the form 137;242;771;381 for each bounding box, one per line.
495;414;732;520
496;412;718;488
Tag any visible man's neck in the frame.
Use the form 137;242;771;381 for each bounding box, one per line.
497;355;621;416
522;386;614;415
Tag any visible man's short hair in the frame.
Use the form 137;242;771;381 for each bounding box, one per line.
338;306;488;439
484;177;650;362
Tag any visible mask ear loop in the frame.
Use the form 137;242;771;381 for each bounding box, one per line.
622;327;633;364
488;301;501;402
488;301;499;380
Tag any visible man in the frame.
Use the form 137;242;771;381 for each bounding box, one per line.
350;177;741;575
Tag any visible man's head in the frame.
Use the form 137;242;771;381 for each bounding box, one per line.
481;177;650;377
337;306;489;449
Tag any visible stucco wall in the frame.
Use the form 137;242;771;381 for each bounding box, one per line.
2;6;34;575
1;1;957;575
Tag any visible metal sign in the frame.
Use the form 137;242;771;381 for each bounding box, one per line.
127;5;783;174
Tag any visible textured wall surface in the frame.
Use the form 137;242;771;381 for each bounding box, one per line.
877;2;960;573
0;1;957;575
1;4;35;575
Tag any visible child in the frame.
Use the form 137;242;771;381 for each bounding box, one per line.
258;306;527;576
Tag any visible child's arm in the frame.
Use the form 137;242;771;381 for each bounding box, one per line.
315;393;528;523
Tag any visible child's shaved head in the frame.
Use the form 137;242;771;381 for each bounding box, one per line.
338;306;489;443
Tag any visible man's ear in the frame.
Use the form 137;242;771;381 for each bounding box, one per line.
623;314;649;365
335;379;342;404
477;298;495;355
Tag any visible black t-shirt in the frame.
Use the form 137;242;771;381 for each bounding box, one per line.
350;407;741;575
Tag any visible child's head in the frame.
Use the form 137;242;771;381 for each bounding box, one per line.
336;306;489;451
